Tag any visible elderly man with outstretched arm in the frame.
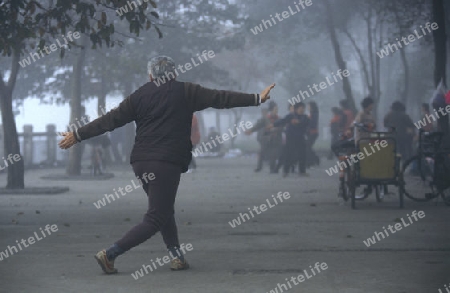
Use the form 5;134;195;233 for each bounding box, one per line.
58;56;275;274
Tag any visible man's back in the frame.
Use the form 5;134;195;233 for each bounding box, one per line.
76;79;261;172
130;80;192;168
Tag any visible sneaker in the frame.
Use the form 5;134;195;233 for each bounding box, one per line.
299;172;310;177
170;258;190;271
94;250;118;274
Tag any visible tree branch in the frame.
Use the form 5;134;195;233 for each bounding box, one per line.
342;28;371;90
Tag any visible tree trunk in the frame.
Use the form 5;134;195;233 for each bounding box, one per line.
398;48;410;104
66;37;87;175
97;58;107;117
324;0;356;113
343;29;371;92
433;0;447;87
230;109;243;149
0;49;24;189
393;7;410;105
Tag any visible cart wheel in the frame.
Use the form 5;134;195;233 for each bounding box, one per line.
439;188;450;206
375;185;383;203
348;167;356;209
341;168;352;202
351;185;356;209
398;173;404;209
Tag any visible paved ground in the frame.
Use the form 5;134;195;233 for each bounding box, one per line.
0;156;449;293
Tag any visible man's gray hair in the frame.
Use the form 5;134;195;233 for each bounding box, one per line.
147;56;176;79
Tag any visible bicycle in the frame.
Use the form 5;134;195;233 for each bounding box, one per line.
402;129;450;205
332;134;355;202
333;124;396;207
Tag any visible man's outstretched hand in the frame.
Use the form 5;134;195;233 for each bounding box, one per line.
58;132;78;149
260;83;276;103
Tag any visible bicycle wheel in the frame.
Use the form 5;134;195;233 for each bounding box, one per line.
338;179;346;200
440;188;450;206
348;166;356;209
375;185;383;203
341;167;352;202
402;155;433;202
435;153;450;206
398;172;404;209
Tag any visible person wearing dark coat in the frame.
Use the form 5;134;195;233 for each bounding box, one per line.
384;101;415;162
274;102;310;177
247;101;282;173
306;101;320;167
58;55;275;275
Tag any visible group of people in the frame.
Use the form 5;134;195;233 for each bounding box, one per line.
331;95;449;165
247;101;320;177
188;90;448;179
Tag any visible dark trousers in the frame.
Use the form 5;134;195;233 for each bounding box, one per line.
267;145;280;172
276;145;286;171
255;143;267;170
306;133;319;167
116;161;182;251
283;140;306;174
257;143;279;172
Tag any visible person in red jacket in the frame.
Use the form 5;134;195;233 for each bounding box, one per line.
339;99;355;133
189;114;201;171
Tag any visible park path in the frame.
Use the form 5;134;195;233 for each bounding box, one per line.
0;157;449;293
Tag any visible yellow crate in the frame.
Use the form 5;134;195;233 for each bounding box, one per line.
358;139;396;180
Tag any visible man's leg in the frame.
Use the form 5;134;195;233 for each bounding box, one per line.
116;161;182;251
283;144;293;176
298;141;307;174
100;161;182;267
276;145;286;172
160;214;184;260
268;146;278;173
255;144;265;172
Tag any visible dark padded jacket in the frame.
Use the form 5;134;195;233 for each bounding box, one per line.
75;80;260;172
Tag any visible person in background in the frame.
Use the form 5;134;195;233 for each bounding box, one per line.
206;127;221;153
247;101;282;173
274;102;310;177
92;144;103;176
339;99;354;132
420;103;435;132
432;84;450;135
188;114;201;171
354;96;376;143
275;104;295;173
384;101;415;162
329;107;342;160
110;126;126;164
306;101;320;167
354;96;377;199
89;134;111;175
